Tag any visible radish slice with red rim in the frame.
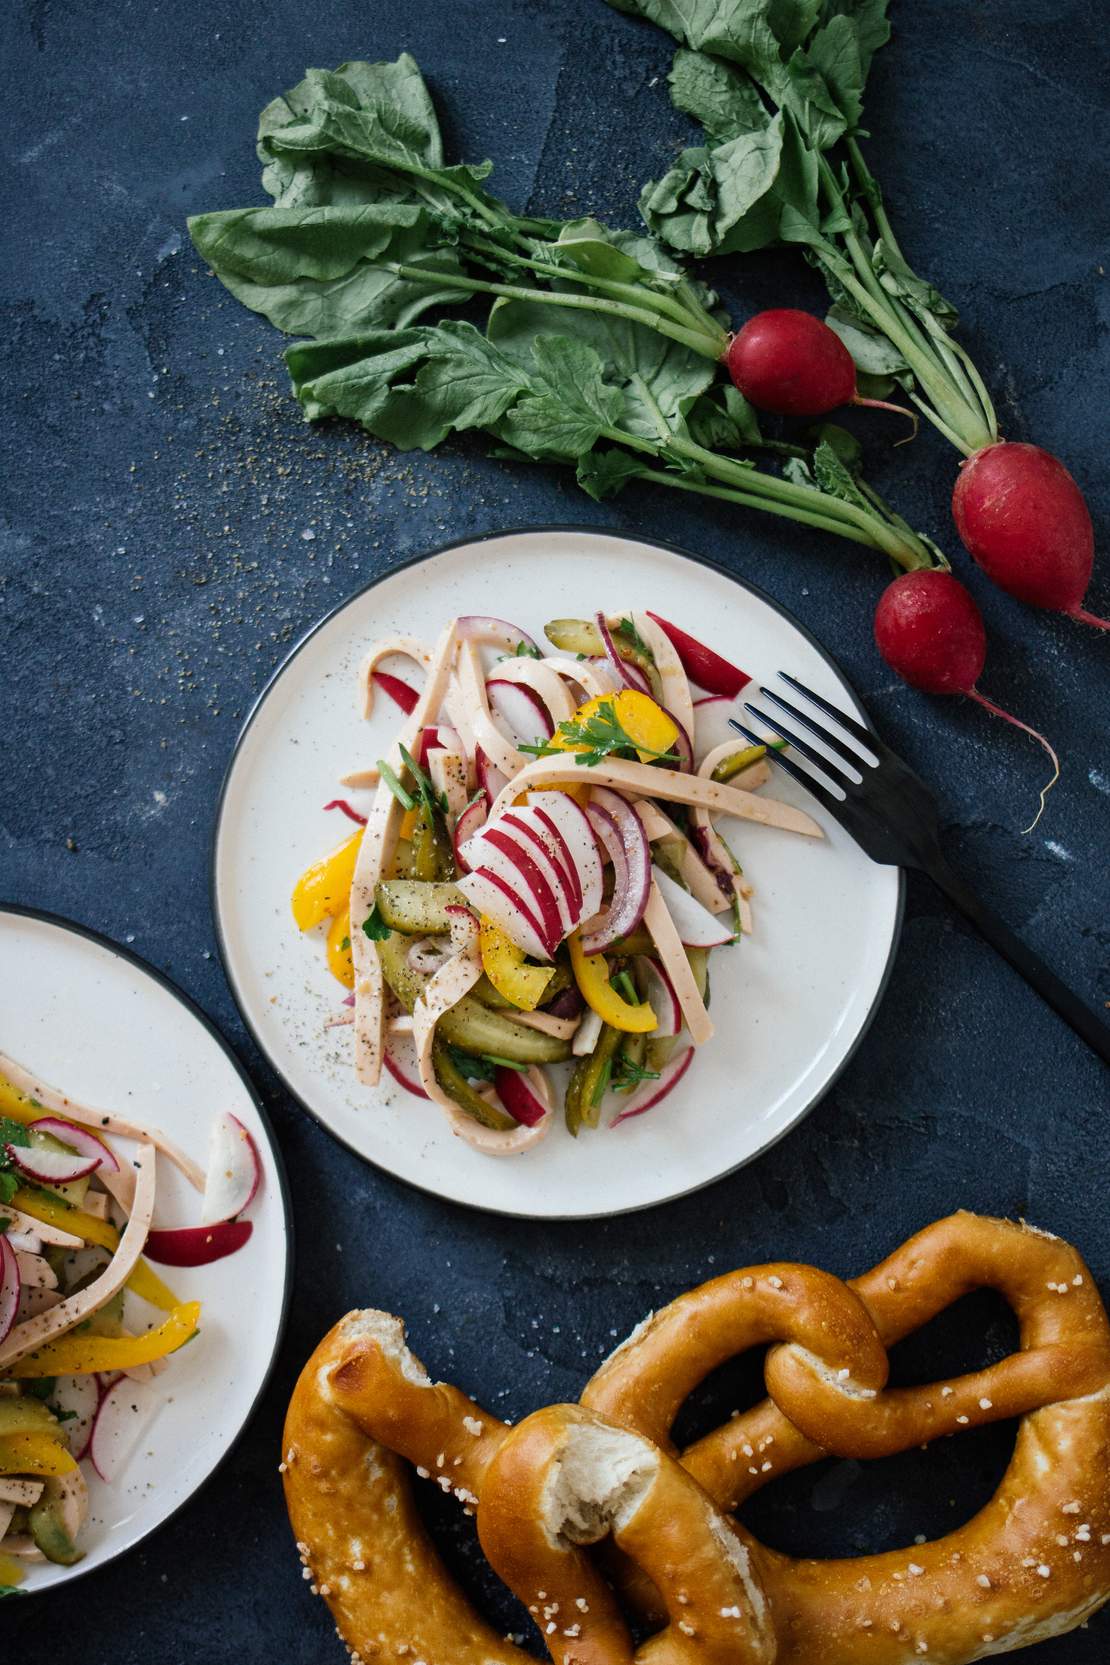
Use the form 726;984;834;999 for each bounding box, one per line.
89;1375;160;1483
475;748;509;803
631;956;682;1038
609;1046;694;1126
528;792;604;920
0;1236;20;1345
200;1112;261;1227
144;1218;253;1267
467;826;564;952
493;1066;550;1128
371;669;420;713
645;614;750;698
453;792;490;872
29;1117;120;1175
51;1372;101;1459
4;1143;101;1185
500;811;578;933
456;867;551;962
651;865;736;948
384;1029;430;1100
486;679;553;747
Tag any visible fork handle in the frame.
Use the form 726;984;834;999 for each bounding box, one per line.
924;854;1110;1066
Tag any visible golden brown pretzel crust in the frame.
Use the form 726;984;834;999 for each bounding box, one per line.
283;1214;1110;1664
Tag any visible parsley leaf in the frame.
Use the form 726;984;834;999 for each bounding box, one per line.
361;904;392;942
520;698;677;769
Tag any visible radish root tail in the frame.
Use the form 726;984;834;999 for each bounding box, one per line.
1068;607;1110;632
851;396;919;443
967;689;1061;834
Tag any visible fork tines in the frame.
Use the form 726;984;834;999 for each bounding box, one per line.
731;674;880;810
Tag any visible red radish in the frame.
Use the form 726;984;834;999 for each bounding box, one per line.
463;826;564;950
475;747;509;803
529;792;605;919
726;309;914;427
322;797;368;826
501;811;579;933
650;866;735;948
51;1373;101;1459
632;956;682;1038
610;1046;694;1127
952;442;1106;627
493;1067;547;1127
486;679;553;746
144;1219;253;1267
645;613;751;697
518;804;583;918
200;1112;261;1226
371;669;419;713
29;1117;120;1175
4;1142;101;1185
456;866;551;961
384;1030;430;1099
89;1376;159;1483
874;570;1059;829
0;1236;19;1345
453;791;490;871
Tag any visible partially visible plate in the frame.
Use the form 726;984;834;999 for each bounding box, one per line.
213;527;902;1218
0;905;291;1592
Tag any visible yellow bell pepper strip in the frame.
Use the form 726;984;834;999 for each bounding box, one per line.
10;1191;181;1311
567;932;657;1033
0;1432;77;1477
549;690;679;765
326;907;355;989
479;917;555;1012
291;829;363;931
0;1549;26;1587
7;1301;201;1378
0;1072;43;1125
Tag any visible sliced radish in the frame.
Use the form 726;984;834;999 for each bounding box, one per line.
456;867;551;962
456;616;541;657
494;1066;549;1128
475;748;509;802
581;790;652;953
144;1219;253;1267
0;1236;20;1345
30;1117;120;1175
515;803;583;919
596;613;652;694
3;1143;101;1185
51;1373;101;1459
466;826;563;952
200;1112;261;1227
453;791;490;872
610;1046;694;1126
371;669;420;713
89;1376;160;1483
692;694;731;709
631;956;682;1038
651;865;736;948
500;810;579;933
323;797;368;826
486;679;553;747
384;1029;430;1100
645;614;750;698
528;792;604;919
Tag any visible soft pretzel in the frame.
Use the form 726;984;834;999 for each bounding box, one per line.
282;1214;1110;1663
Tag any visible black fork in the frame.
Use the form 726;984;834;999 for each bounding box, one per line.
733;675;1110;1067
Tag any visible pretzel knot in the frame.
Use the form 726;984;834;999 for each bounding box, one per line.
283;1214;1110;1665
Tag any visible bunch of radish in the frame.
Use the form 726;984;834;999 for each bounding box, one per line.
726;308;1102;816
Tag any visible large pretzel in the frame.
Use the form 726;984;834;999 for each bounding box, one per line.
282;1214;1110;1663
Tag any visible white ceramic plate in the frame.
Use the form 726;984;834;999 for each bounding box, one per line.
0;905;290;1592
213;528;901;1218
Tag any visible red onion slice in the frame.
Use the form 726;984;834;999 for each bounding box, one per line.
30;1117;120;1175
595;613;651;694
610;1045;694;1126
457;616;541;656
580;791;652;954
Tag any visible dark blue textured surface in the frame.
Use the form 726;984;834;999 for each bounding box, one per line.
2;1;1108;1659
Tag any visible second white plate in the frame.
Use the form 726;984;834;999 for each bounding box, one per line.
213;528;901;1218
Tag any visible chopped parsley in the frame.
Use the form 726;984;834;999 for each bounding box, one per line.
361;904;392;942
520;699;677;769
